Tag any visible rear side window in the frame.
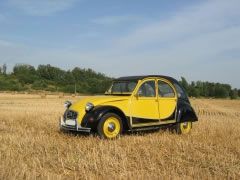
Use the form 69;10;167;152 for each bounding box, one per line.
174;83;187;99
158;81;175;97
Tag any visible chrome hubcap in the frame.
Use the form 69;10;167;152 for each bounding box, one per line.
182;122;188;129
108;123;116;132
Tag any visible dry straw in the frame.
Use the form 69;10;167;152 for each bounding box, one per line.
0;94;240;179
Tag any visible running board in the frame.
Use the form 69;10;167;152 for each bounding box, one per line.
129;126;161;132
128;123;174;132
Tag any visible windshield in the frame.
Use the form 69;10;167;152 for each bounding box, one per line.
106;81;138;95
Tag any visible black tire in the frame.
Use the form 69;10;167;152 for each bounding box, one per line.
97;113;123;139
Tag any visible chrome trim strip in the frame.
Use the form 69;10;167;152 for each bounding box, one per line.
132;119;176;128
60;117;91;133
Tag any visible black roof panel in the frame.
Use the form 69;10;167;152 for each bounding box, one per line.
116;75;179;83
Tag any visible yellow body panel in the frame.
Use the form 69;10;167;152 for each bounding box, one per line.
69;77;178;127
102;100;131;116
158;98;177;119
157;78;177;120
130;78;160;120
69;96;130;125
130;97;159;120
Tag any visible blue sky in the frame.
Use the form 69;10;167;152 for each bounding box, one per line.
0;0;240;88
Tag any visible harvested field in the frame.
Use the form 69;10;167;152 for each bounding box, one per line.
0;93;240;179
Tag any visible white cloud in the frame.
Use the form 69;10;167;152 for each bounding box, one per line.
115;0;240;49
1;0;240;87
86;0;240;87
8;0;80;16
91;15;142;25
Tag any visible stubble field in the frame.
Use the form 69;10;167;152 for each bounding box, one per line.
0;93;240;179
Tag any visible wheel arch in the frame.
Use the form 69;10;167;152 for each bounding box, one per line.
82;105;130;131
176;100;198;123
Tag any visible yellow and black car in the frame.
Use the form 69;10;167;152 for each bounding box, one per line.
60;75;198;139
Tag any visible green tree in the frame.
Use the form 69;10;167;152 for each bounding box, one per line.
2;64;7;75
32;80;48;90
1;64;238;96
13;64;38;84
188;86;200;97
214;84;229;98
208;83;215;97
179;77;189;92
62;71;75;85
0;75;25;91
230;88;238;99
37;64;65;83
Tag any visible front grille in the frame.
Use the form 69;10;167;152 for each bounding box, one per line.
64;110;78;120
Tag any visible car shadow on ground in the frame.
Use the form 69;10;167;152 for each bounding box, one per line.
58;126;174;139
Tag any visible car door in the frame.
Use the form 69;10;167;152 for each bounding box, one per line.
130;79;160;126
157;79;177;120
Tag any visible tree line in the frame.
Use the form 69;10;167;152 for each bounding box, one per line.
179;77;240;99
0;64;112;94
0;64;239;98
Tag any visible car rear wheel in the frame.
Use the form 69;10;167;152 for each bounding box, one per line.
175;122;192;134
97;113;123;139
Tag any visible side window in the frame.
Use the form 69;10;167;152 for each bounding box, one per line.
174;83;187;99
138;80;156;97
158;81;175;97
112;82;122;93
127;82;137;92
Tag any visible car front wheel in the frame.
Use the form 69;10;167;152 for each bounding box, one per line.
97;113;123;139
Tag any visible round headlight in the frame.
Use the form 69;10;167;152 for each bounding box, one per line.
64;101;72;109
85;102;94;112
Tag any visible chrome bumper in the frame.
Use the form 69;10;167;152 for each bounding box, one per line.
59;116;91;133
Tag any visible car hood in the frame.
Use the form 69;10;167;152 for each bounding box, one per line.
70;95;130;110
